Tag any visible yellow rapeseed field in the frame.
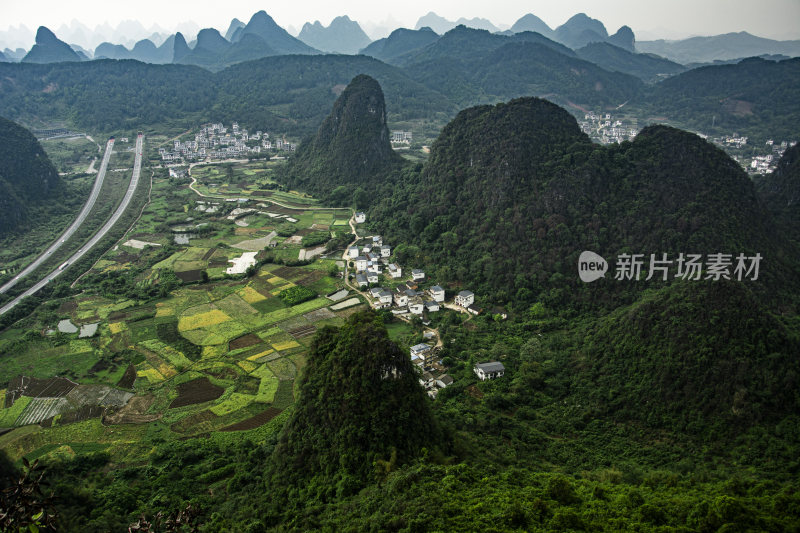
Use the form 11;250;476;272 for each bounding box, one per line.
202;345;226;358
237;360;256;372
108;322;124;335
158;363;177;378
272;340;300;352
137;367;164;383
178;309;231;331
239;286;267;304
246;349;274;362
155;306;175;318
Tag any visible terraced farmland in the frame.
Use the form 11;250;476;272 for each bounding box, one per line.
0;160;360;461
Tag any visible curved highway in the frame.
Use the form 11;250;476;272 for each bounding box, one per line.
0;134;144;316
0;138;115;295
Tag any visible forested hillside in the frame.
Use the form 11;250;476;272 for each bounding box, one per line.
643;56;800;140
0;117;62;236
755;143;800;243
266;312;446;504
0;55;454;136
369;97;792;310
575;42;686;82
281;74;404;201
0;19;799;531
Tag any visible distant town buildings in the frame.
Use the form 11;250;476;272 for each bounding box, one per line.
579;112;638;144
159;122;296;163
391;131;413;144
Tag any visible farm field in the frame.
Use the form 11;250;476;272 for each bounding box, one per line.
0;157;366;462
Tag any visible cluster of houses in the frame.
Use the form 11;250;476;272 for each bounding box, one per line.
748;139;797;174
750;154;775;174
579;112;639;144
410;342;452;399
721;134;748;148
158;122;297;163
348;235;480;317
347;214;505;398
348;230;484;318
409;342;506;399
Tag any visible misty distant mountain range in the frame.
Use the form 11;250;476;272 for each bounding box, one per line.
2;10;799;69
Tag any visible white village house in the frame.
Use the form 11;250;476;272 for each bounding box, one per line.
410;343;433;359
408;297;425;315
474;361;505;380
455;290;475;308
430;285;445;302
412;269;426;281
393;291;409;307
378;289;393;306
387;263;402;278
435;374;454;388
355;212;366;223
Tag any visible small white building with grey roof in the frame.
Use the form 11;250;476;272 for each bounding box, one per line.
410;343;432;359
430;285;445;302
474;361;505;380
408;296;425;315
387;263;402;278
425;300;440;312
436;374;454;388
455;290;474;308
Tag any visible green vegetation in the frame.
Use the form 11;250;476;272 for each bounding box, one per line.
281;74;405;203
0;117;62;238
639;56;800;141
278;285;316;306
404;30;643;110
755;143;800;243
0;55;454;139
266;311;447;499
300;231;330;247
371;97;791;311
575;41;686;82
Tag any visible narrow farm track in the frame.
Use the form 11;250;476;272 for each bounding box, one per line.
186;160;352;213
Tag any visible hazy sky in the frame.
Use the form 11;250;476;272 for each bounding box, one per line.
3;0;799;41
